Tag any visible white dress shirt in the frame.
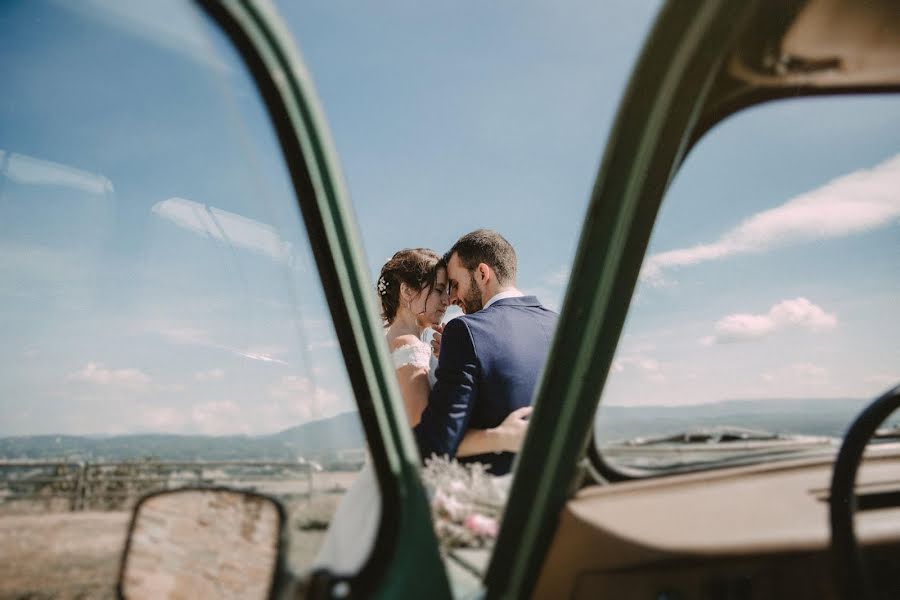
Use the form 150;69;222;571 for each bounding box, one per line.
483;288;524;310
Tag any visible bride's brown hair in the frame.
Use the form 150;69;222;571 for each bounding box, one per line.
377;248;442;326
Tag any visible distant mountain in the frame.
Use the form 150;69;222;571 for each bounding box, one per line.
1;398;885;461
0;411;365;461
268;411;365;454
595;397;873;443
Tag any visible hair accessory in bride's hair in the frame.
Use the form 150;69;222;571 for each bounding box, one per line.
377;276;388;296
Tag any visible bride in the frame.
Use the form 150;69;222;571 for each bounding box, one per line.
313;248;530;573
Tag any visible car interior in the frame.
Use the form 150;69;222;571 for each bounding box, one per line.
522;1;900;598
1;1;897;598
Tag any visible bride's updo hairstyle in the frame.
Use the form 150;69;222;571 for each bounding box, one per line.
377;248;441;326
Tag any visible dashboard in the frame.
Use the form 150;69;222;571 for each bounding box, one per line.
534;448;900;599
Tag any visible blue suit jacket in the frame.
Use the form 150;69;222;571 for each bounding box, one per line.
413;295;558;475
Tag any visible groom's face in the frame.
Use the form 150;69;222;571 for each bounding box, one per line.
447;253;484;314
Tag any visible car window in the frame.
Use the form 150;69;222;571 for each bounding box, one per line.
595;95;900;474
0;2;367;595
275;0;663;565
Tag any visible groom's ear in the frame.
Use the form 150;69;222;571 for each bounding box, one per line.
476;263;492;284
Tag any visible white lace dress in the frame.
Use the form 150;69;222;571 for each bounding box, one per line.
312;338;433;574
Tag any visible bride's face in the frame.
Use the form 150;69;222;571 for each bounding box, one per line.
413;268;450;326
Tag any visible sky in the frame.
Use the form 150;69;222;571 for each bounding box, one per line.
0;0;897;437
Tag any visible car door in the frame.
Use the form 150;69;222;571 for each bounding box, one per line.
0;0;449;597
486;0;900;598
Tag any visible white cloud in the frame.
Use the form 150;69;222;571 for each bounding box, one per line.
129;389;354;436
194;368;225;382
66;362;152;387
642;153;900;285
152;197;293;263
233;350;288;365
191;401;246;435
156;326;289;365
546;265;571;287
0;150;114;195
865;374;900;387
705;297;836;344
136;402;258;436
246;345;289;358
761;362;829;386
609;353;666;383
139;406;187;431
268;375;348;422
269;375;321;399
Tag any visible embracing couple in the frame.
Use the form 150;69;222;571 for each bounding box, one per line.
314;229;558;572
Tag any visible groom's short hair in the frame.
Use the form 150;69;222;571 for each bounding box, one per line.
445;229;517;285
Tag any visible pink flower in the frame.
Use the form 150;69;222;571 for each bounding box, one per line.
463;513;498;538
432;490;465;521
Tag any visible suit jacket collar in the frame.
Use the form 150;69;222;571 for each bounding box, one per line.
487;295;543;308
483;288;524;310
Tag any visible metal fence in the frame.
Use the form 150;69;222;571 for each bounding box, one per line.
0;459;315;513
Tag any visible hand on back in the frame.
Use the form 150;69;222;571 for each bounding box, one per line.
495;406;533;452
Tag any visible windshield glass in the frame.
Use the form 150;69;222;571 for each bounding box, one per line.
0;2;362;594
595;95;900;474
277;0;662;562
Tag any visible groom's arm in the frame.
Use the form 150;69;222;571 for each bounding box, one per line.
414;318;478;461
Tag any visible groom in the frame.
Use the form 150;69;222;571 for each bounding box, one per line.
413;229;558;475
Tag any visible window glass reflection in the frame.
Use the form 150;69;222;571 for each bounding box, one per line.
0;1;359;594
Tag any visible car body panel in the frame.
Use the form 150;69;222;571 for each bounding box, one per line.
487;3;762;596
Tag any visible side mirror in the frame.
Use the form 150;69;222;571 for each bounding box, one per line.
118;488;287;599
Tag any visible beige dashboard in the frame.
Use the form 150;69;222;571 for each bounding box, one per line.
533;449;900;599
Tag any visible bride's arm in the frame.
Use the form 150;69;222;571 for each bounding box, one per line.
456;406;532;456
390;335;431;427
395;364;430;427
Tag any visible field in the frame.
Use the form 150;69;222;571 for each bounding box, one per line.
0;471;359;599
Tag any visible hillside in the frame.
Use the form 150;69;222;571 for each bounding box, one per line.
1;397;884;461
0;412;365;461
595;397;872;443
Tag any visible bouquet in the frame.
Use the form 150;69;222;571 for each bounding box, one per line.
420;455;511;549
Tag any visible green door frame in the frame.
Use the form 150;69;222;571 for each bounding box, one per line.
486;0;900;595
485;2;762;597
197;1;451;598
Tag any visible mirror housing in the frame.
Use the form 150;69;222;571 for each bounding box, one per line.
118;488;288;599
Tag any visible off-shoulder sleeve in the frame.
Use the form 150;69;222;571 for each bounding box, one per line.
391;342;432;370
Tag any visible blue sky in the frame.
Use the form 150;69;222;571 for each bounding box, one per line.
605;100;900;407
0;0;897;437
